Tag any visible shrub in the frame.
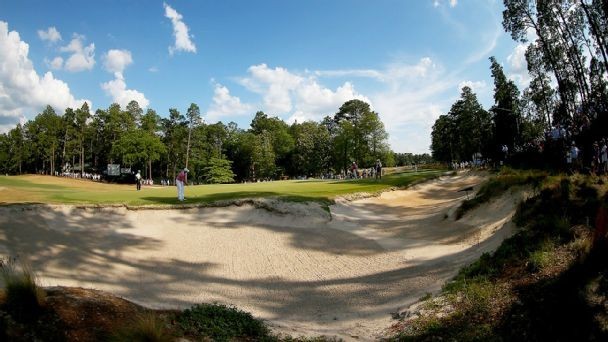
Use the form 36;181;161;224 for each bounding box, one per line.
177;303;273;341
111;311;173;342
0;257;45;323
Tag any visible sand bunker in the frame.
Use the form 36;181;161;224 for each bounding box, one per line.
0;173;527;340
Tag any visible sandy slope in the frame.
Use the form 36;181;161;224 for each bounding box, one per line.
0;173;527;340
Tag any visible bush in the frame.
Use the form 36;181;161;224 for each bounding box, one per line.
112;311;173;342
177;303;273;341
0;257;45;323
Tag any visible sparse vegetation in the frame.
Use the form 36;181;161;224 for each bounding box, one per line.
112;311;174;342
176;303;273;341
0;257;45;323
390;171;608;341
456;167;547;219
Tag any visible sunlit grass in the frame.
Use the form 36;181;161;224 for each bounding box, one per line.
0;169;443;206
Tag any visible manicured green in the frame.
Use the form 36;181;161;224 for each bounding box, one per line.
0;169;442;206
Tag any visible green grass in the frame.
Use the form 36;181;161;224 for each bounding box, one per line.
0;169;442;206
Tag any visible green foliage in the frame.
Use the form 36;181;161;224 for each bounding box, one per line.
0;257;45;323
111;130;166;168
431;86;492;163
203;157;235;184
176;303;273;341
332;100;389;173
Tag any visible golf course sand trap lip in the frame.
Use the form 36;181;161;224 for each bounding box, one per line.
0;173;527;340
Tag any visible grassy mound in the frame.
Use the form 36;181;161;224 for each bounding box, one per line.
389;171;608;341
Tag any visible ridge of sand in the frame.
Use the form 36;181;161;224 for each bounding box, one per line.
0;172;527;340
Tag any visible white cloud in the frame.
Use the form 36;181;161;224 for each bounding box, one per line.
507;43;532;87
432;0;458;8
101;77;149;109
164;2;196;55
234;59;459;153
37;26;61;43
148;66;159;73
290;81;371;123
0;21;89;132
100;48;148;108
103;49;132;78
458;80;487;93
239;63;369;122
240;64;303;113
45;56;64;70
316;57;457;153
60;34;95;72
206;83;252;123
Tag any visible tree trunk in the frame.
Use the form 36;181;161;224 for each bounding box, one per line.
579;0;608;74
80;141;84;177
527;11;573;118
186;127;192;169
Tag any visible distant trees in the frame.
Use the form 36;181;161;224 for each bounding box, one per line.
502;0;607;129
431;86;492;162
0;99;395;182
431;1;608;166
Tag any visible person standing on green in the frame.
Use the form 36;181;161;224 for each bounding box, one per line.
135;170;142;191
176;168;188;201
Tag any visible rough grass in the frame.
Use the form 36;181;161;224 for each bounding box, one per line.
390;171;608;341
455;167;547;219
0;257;45;323
111;311;174;342
0;169;442;206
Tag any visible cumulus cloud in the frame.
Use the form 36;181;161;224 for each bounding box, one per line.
206;83;253;123
239;63;369;122
507;43;531;87
100;48;148;108
37;26;61;43
458;80;487;93
164;2;196;55
233;59;457;153
433;0;458;8
315;57;458;153
0;21;89;132
101;77;149;109
60;34;95;72
103;49;133;78
290;81;371;123
44;56;64;70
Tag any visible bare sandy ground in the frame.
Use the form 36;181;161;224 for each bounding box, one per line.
0;173;527;340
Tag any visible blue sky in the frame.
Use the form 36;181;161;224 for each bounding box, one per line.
0;0;530;153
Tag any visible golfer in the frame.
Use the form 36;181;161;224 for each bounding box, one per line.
135;170;142;191
176;168;188;201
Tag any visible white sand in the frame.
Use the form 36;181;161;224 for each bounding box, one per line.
0;173;526;340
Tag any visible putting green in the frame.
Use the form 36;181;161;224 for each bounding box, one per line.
0;170;441;206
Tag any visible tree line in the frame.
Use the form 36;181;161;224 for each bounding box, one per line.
432;0;608;168
0;99;425;183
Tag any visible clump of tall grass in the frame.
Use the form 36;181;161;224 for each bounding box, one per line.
111;311;174;342
0;256;45;323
